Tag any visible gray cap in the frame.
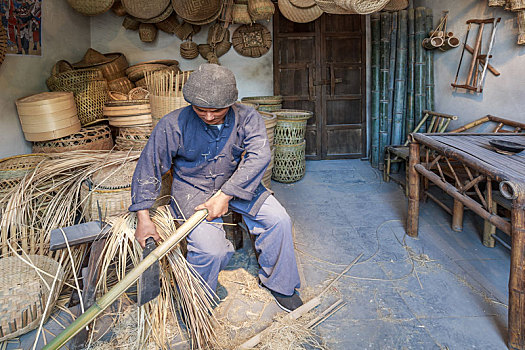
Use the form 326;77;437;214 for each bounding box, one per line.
182;63;238;109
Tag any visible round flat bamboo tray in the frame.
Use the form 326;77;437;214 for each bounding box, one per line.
140;3;173;23
126;63;168;82
0;255;64;342
278;0;322;23
109;115;153;127
103;100;151;117
183;6;222;25
121;0;170;20
272;141;306;183
32;125;114;153
232;23;272;58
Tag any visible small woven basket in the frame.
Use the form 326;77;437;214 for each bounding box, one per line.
108;77;134;94
139;23;158;42
156;14;180;34
272;141;306;183
122;15;140;30
248;0;275;20
180;41;199;59
66;0;114;16
233;4;252;24
80;161;137;220
32;125;114;153
0;255;64;342
232;23;272;58
128;87;150;100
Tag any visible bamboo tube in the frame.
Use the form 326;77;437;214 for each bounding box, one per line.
392;10;408;149
414;7;427;132
425;8;435;114
42;192;221;350
406;8;416;139
378;12;392;170
387;12;398;148
441;36;460;50
371;13;381;168
422;36;444;50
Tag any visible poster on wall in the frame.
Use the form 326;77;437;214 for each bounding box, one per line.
1;0;41;56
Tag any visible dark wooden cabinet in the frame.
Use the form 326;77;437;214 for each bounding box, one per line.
273;13;366;159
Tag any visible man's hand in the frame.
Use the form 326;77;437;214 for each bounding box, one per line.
135;209;160;248
195;192;233;221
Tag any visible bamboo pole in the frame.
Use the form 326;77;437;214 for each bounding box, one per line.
371;13;381;168
406;8;416;140
378;12;392;170
392;10;408;148
387;12;398;147
414;7;427;132
407;140;421;237
425;8;435;114
42;192;221;350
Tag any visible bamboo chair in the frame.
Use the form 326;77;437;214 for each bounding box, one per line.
383;110;458;188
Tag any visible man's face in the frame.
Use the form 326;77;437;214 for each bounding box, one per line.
192;106;229;125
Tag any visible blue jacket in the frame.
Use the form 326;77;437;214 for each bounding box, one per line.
129;103;271;218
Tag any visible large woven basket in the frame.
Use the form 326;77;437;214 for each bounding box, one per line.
272;141;306;183
150;95;189;126
232;23;272;58
278;0;322;23
66;0;114;16
0;255;64;342
32;125;114;153
46;68;104;92
334;0;390;14
72;80;110;126
80;161;137;220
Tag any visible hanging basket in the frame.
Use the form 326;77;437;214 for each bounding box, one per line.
277;0;322;23
121;0;170;20
334;0;390;14
180;41;199;60
66;0;115;16
232;23;272;58
233;4;253;24
248;0;275;20
139;23;158;42
0;255;65;342
32;125;114;153
122;15;140;30
272;141;306;183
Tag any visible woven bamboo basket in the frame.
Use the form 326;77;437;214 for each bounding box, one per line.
173;21;194;41
109;91;129;101
0;154;48;201
66;0;114;16
259;111;277;147
156;14;180;34
0;255;64;342
32;125;114;153
232;23;272;58
241;95;283;105
128;87;149;100
46;68;104;92
139;23;158;42
383;0;408;11
180;41;199;59
488;0;506;6
108;76;134;94
71;80;110;126
122;15;140;30
510;0;525;11
80;161;137;220
115;126;152;150
233;4;252;24
98;53;129;81
121;0;170;19
248;0;275;20
258;104;283;112
272;141;306;183
172;0;221;23
150;95;189;126
518;11;525;45
141;4;174;24
334;0;390;14
277;0;323;23
126;63;168;82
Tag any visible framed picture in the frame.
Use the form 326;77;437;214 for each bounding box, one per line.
1;0;42;56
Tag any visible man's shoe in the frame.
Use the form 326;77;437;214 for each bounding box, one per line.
269;289;304;312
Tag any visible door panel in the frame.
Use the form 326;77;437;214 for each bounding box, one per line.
274;13;366;159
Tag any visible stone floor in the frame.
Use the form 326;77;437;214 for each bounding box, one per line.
272;159;510;350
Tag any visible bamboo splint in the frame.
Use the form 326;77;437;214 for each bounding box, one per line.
237;252;364;350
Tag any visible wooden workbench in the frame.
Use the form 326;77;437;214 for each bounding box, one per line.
406;133;525;350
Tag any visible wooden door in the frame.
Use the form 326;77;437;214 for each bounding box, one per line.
274;13;366;159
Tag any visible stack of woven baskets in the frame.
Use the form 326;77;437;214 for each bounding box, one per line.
271;109;313;183
241;96;283;112
125;60;180;89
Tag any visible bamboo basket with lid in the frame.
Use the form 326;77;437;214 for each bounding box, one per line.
15;92;81;142
0;255;65;342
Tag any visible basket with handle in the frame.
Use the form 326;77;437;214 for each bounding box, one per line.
0;254;65;342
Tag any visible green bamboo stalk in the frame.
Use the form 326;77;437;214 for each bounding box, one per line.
405;8;416;140
387;12;398;147
378;12;392;170
42;195;219;350
425;8;435;115
370;13;381;168
414;7;427;132
392;10;408;147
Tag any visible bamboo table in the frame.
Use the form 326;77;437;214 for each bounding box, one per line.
406;133;525;350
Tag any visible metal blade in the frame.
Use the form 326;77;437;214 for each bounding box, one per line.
138;237;160;306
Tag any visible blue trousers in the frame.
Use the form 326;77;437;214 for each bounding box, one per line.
185;195;301;295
